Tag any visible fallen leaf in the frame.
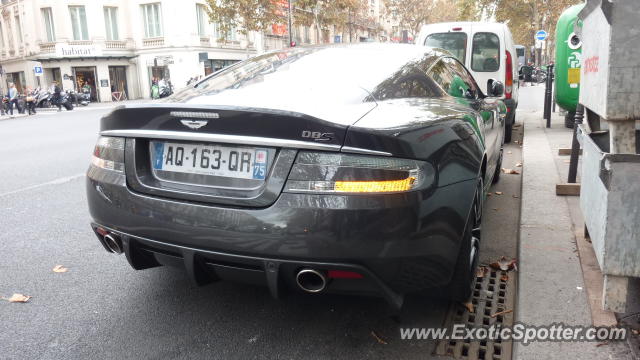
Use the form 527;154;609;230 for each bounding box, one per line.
513;124;521;128
487;192;492;196
500;274;509;282
512;195;519;198
463;301;474;313
596;342;608;347
493;208;499;211
491;309;513;318
501;168;520;175
3;293;32;303
515;162;523;167
371;331;388;345
489;257;517;271
52;265;68;273
632;329;639;335
476;266;488;278
514;140;519;144
495;191;503;195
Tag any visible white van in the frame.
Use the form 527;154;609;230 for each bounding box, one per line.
417;22;519;142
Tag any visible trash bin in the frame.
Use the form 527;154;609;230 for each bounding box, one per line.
554;3;585;128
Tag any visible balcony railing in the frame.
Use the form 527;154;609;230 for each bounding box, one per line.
39;42;56;53
68;40;93;46
143;37;164;47
105;40;127;49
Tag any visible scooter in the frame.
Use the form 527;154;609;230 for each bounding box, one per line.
59;92;74;111
36;90;53;108
78;88;90;106
158;80;173;98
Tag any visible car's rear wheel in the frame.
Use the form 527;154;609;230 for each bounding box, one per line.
492;148;503;184
504;113;514;143
448;178;482;302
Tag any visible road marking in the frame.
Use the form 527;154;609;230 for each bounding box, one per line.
0;173;85;197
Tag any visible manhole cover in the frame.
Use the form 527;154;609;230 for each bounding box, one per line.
434;267;516;360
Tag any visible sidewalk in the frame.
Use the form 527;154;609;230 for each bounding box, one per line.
0;99;149;120
515;103;637;359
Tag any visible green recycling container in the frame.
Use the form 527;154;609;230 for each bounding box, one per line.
554;3;585;113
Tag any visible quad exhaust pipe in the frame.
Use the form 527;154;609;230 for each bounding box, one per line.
296;269;327;293
103;233;123;254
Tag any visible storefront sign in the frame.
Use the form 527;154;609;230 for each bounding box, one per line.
55;43;103;58
100;79;109;87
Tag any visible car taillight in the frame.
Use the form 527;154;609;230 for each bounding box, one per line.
505;50;513;99
284;152;432;194
92;136;125;172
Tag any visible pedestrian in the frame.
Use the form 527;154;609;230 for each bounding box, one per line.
7;82;21;116
52;81;62;112
25;87;36;115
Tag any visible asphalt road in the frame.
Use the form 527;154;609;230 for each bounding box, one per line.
0;94;528;359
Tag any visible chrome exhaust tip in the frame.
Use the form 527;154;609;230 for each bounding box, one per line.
103;233;123;254
295;269;327;293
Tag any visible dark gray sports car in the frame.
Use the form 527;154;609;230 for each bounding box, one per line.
87;44;505;308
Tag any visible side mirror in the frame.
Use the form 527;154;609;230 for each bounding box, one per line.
487;79;504;97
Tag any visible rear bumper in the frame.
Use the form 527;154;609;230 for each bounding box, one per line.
86;166;476;305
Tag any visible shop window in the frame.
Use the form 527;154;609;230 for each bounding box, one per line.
104;7;119;41
69;6;89;40
203;59;239;76
41;8;55;42
142;3;163;38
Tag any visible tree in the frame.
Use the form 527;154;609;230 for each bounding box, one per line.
204;0;284;37
384;0;438;39
293;0;370;43
481;0;582;64
384;0;465;39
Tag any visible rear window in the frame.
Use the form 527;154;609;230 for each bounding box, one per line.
471;32;500;72
424;32;467;63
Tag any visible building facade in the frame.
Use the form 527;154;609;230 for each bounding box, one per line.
0;0;406;101
0;0;257;101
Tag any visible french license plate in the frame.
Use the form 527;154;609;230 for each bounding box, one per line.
151;141;268;180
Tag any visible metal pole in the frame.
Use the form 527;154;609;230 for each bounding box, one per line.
567;103;584;183
287;0;293;47
544;64;553;127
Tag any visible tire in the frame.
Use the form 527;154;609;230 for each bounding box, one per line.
565;112;575;129
448;178;482;302
64;102;73;111
492;148;503;184
504;119;513;143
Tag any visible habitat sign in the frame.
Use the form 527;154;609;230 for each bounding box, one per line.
55;43;103;57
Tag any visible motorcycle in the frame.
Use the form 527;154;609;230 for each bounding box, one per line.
78;88;90;106
158;79;173;98
59;91;74;111
36;90;53;108
532;67;547;83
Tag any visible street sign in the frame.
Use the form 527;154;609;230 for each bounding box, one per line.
34;66;43;76
535;30;548;41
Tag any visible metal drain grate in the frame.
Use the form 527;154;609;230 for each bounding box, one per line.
434;268;516;360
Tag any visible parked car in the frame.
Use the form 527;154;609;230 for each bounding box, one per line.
86;44;505;308
417;22;519;142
